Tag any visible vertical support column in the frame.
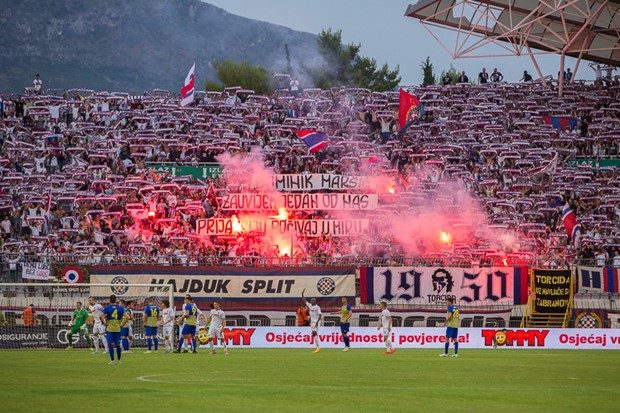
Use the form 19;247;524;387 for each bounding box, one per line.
526;45;547;88
558;52;566;97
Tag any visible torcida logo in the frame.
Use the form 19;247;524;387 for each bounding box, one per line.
431;269;454;294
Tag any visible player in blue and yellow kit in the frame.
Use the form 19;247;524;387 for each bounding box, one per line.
143;297;161;353
332;296;352;352
175;295;198;353
100;295;127;365
119;300;134;352
440;297;460;358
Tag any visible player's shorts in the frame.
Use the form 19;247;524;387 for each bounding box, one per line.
145;326;158;336
382;327;391;338
120;327;130;337
92;324;106;335
446;327;458;340
340;322;350;335
311;321;320;334
106;331;121;346
181;324;196;336
163;325;173;338
208;327;223;339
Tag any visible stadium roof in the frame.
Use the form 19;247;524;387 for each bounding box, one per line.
405;0;620;66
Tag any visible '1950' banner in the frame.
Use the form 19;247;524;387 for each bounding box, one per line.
359;267;530;306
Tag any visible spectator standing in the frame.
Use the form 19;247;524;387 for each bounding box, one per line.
490;68;504;82
23;304;36;326
566;68;573;82
33;74;42;95
478;68;489;84
457;71;469;83
442;73;452;86
290;77;300;97
520;70;533;82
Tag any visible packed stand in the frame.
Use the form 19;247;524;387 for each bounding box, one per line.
0;73;619;275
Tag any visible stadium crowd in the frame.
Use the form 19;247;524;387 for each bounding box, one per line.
0;70;619;278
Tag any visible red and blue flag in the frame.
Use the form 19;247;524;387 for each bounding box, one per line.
180;63;195;107
398;89;424;138
561;202;581;247
542;115;577;130
298;129;330;153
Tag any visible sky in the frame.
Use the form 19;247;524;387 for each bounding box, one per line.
204;0;589;86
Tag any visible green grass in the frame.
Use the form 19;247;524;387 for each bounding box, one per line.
1;348;619;413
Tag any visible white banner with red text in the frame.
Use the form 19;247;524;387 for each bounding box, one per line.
21;262;51;281
209;327;620;350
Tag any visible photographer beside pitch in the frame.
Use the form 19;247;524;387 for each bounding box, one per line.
440;297;460;358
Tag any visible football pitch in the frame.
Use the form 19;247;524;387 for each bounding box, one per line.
1;348;619;413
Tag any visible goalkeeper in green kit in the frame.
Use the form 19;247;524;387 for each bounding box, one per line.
66;301;92;350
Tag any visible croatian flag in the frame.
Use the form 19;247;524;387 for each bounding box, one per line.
561;202;581;247
180;63;195;107
298;129;330;153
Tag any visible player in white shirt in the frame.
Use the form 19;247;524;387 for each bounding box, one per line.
377;301;395;354
301;289;322;353
205;301;228;355
88;296;109;354
159;299;175;353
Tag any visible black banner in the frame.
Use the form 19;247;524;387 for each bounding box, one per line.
533;269;572;313
0;326;50;349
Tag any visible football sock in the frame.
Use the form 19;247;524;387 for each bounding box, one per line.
221;339;227;352
177;338;183;351
209;341;214;351
315;336;320;349
444;342;449;354
109;345;115;361
191;338;197;351
67;332;74;344
116;345;122;360
147;338;152;351
454;342;459;355
154;338;158;351
344;336;350;347
83;331;92;347
122;338;129;351
93;336;99;351
101;336;109;352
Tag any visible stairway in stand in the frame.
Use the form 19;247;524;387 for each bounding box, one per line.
525;313;566;328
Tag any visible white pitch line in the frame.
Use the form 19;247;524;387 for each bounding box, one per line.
136;374;170;383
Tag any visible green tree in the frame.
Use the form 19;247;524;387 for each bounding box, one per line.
204;79;224;92
421;56;436;86
208;59;276;95
310;29;400;91
439;64;460;85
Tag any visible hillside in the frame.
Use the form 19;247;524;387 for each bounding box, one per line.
0;0;320;93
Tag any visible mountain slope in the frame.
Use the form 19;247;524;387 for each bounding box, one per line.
0;0;320;93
